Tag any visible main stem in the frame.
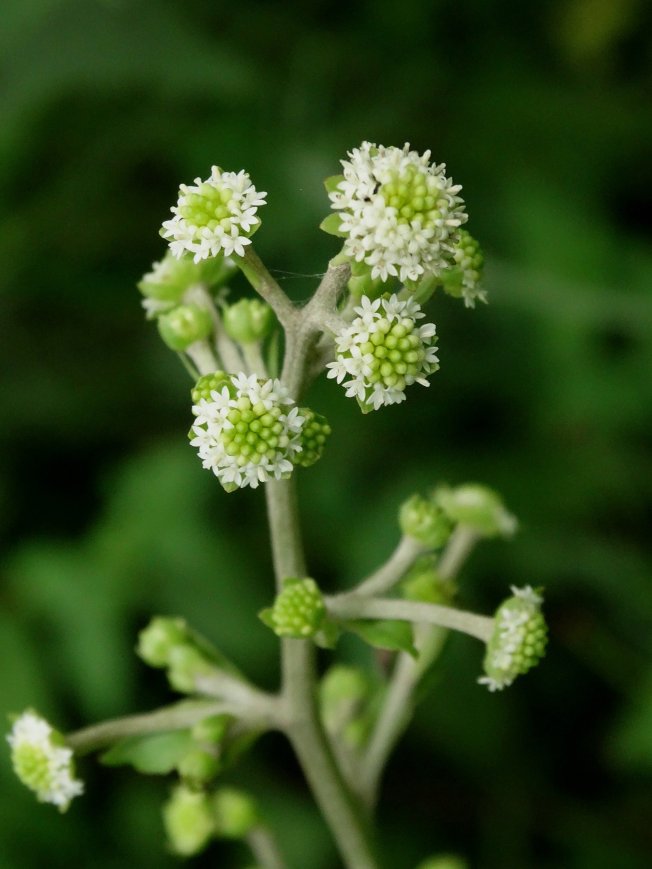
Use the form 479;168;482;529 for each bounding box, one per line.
265;478;380;869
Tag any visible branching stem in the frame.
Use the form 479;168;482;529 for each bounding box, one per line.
265;477;380;869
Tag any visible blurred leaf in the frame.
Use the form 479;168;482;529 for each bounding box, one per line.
101;730;193;775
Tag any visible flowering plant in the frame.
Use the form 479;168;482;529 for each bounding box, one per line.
7;143;546;868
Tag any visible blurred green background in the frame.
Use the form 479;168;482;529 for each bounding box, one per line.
1;0;651;866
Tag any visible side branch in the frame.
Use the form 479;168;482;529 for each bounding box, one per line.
328;596;494;643
66;700;232;755
240;247;297;330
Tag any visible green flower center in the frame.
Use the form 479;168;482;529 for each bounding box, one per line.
453;231;483;277
13;745;52;792
379;166;448;227
357;318;426;391
222;399;286;467
180;184;234;232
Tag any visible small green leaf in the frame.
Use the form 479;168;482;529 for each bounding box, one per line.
258;607;275;629
314;617;341;649
319;214;346;237
344;619;417;657
323;174;344;193
100;730;194;774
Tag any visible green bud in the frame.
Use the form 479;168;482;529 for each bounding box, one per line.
295;408;332;468
320;665;371;737
138;253;203;303
401;555;456;605
177;747;221;786
191;714;231;746
440;230;486;308
137;617;189;668
212;787;258;839
191;370;232;403
167;645;215;694
163;785;215;856
347;265;386;300
480;586;548;691
260;578;326;639
399;494;452;549
222;298;275;344
157;304;212;351
435;484;517;538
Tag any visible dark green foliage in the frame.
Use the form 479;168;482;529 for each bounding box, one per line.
1;0;652;867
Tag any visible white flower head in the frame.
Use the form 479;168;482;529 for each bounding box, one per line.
7;711;84;811
189;372;306;491
329;142;467;284
162;167;266;263
479;587;547;691
326;293;439;412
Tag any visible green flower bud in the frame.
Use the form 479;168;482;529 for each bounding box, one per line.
212;787;258;839
177;747;221;786
399;494;452;549
320;665;371;737
347;261;387;300
191;714;231;746
137;617;190;668
162;784;215;856
166;645;216;694
401;555;456;605
138;253;203;303
440;229;486;308
261;578;326;639
222;298;275;344
480;586;548;691
435;484;517;538
295;408;331;468
191;371;232;403
157;304;212;351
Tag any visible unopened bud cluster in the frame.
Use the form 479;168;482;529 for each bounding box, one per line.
163;784;259;856
436;483;517;538
137;616;218;693
261;578;326;638
480;586;548;691
400;555;456;606
222;297;275;344
399;493;452;549
320;665;374;748
440;229;486;308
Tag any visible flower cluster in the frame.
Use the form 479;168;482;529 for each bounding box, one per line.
327;294;439;411
261;578;326;638
328;142;466;283
189;372;306;491
479;586;548;691
7;711;84;811
162;167;266;262
441;229;486;308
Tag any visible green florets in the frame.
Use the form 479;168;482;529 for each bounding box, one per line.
191;371;232;403
480;586;548;691
440;230;486;308
295;409;332;468
261;578;326;638
399;493;452;549
379;163;450;230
